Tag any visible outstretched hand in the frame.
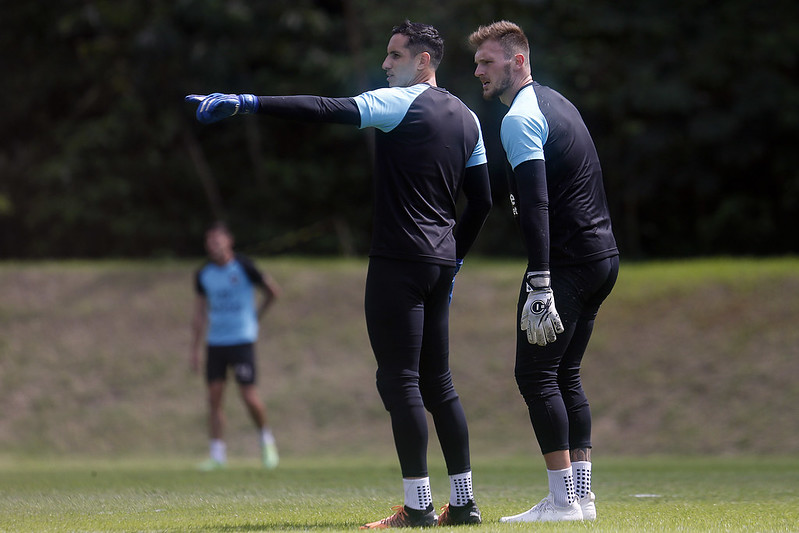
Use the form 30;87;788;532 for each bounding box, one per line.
185;93;259;124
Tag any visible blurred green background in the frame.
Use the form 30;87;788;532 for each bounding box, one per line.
2;258;797;458
2;0;797;259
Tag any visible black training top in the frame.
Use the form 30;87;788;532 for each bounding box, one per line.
257;84;489;266
501;82;618;268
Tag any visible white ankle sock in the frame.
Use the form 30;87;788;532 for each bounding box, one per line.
403;477;432;510
449;471;474;506
209;439;226;463
260;428;275;446
572;461;592;498
547;467;576;507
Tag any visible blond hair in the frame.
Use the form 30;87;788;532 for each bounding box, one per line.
468;20;530;60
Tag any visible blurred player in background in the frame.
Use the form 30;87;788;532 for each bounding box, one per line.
186;20;491;528
190;222;282;470
469;21;619;522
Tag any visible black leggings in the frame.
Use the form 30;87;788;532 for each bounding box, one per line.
365;257;471;478
515;255;619;454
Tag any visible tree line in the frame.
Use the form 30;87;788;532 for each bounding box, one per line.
2;0;797;258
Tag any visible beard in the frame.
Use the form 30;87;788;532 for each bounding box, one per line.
482;63;513;100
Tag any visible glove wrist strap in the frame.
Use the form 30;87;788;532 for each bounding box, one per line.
237;94;259;114
525;270;551;291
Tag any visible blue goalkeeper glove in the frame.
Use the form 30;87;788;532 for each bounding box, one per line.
520;270;564;346
448;258;464;305
185;93;259;124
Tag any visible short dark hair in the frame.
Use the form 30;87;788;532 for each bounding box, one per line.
391;20;444;69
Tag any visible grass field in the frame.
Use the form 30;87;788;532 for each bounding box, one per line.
1;455;797;532
1;257;798;531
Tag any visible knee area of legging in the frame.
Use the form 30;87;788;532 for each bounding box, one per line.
419;385;459;410
516;379;561;407
557;375;583;396
376;375;423;411
419;371;456;400
515;369;558;394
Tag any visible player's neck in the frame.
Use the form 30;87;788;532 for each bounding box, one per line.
500;74;533;107
413;71;437;87
212;252;234;265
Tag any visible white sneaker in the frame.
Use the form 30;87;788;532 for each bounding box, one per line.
499;494;583;522
261;441;279;470
579;491;596;520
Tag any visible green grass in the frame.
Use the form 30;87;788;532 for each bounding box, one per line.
1;455;797;532
1;258;798;531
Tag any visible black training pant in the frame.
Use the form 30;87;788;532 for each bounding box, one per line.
365;256;471;478
515;255;619;455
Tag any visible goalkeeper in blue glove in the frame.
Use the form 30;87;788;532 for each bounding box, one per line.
186;20;493;529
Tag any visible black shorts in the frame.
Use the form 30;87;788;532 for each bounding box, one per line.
206;343;257;385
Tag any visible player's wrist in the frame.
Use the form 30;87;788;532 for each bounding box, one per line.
238;94;259;114
525;270;551;290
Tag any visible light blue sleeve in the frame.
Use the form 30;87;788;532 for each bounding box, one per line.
501;110;548;170
353;84;428;132
466;110;488;167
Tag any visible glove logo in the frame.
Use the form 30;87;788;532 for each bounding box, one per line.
531;300;548;315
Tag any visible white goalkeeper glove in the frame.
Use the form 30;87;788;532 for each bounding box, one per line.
520;271;564;346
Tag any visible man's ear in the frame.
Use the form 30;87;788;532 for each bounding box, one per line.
417;51;432;70
513;52;527;70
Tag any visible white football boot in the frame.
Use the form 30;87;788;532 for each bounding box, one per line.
499;494;583;522
578;491;596;520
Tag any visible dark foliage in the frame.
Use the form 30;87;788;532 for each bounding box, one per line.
1;0;796;258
